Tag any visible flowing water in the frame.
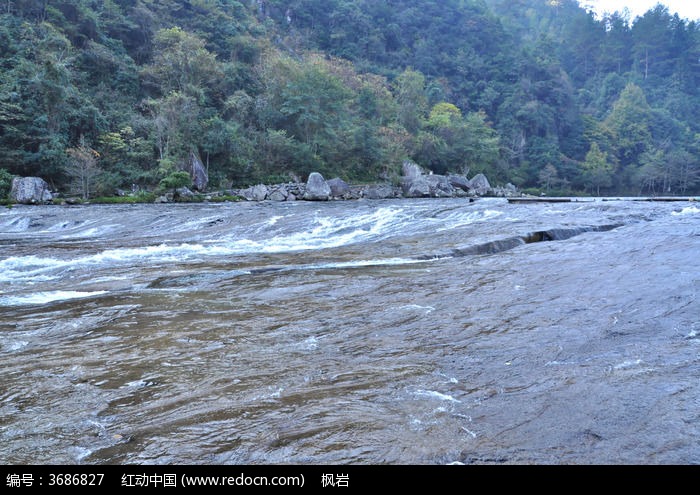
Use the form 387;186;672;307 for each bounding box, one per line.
1;197;699;465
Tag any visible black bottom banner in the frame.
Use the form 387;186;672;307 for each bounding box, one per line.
0;464;679;491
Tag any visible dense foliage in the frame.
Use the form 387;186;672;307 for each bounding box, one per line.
1;0;699;196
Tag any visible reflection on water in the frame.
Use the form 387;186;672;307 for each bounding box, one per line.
1;198;699;464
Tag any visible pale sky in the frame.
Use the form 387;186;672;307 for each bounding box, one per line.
580;1;700;21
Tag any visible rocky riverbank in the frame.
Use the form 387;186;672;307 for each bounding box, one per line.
8;160;521;205
226;161;519;203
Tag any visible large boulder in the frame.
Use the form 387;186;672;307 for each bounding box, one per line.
240;184;269;201
346;185;364;200
10;177;53;204
401;175;431;197
363;184;398;200
426;174;455;197
327;177;350;198
303;172;331;201
448;174;471;192
468;173;492;196
492;183;519;198
400;160;437;197
175;186;195;199
187;151;208;191
402;160;425;178
268;185;290;202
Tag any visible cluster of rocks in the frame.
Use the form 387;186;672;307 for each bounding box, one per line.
227;161;518;202
231;175;367;202
398;160;493;198
7;161;520;204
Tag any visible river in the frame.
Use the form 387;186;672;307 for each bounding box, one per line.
1;197;698;464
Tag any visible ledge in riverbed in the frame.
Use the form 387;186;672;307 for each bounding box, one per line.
508;196;699;204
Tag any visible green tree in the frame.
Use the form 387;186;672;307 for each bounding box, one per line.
144;91;203;173
142;27;222;100
416;103;500;176
603;83;653;167
395;68;427;134
427;102;462;129
97;126;154;187
278;63;351;155
631;5;673;80
0;168;14;200
598;11;632;75
581;142;613;196
159;170;192;194
461;111;501;175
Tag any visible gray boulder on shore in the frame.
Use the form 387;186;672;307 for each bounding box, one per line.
426;174;455;197
10;177;53;204
468;173;492;196
399;161;429;198
267;185;289;202
448;174;471;192
187;151;208;192
303;172;332;201
241;184;269;201
176;186;195;198
401;175;431;197
401;160;425;179
327;177;350;198
362;184;399;200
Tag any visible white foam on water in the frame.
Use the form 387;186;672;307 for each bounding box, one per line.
0;207;413;280
672;206;700;216
259;207;407;252
0;204;489;284
460;426;477;438
121;379;157;389
89;275;130;283
59;226;112;238
0;290;108;306
91;243;214;262
307;257;430;270
0;243;244;283
253;215;286;233
46;220;71;231
0;216;31;232
251;386;284;401
299;336;318;350
613;359;643;370
401;304;435;313
71;446;94;462
415;390;461;403
36;219;116;238
436;208;504;231
2;340;29;352
266;215;284;226
0;255;73;282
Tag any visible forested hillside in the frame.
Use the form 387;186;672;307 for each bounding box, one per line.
1;0;699;198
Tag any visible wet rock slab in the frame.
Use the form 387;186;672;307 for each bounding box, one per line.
427;212;700;464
